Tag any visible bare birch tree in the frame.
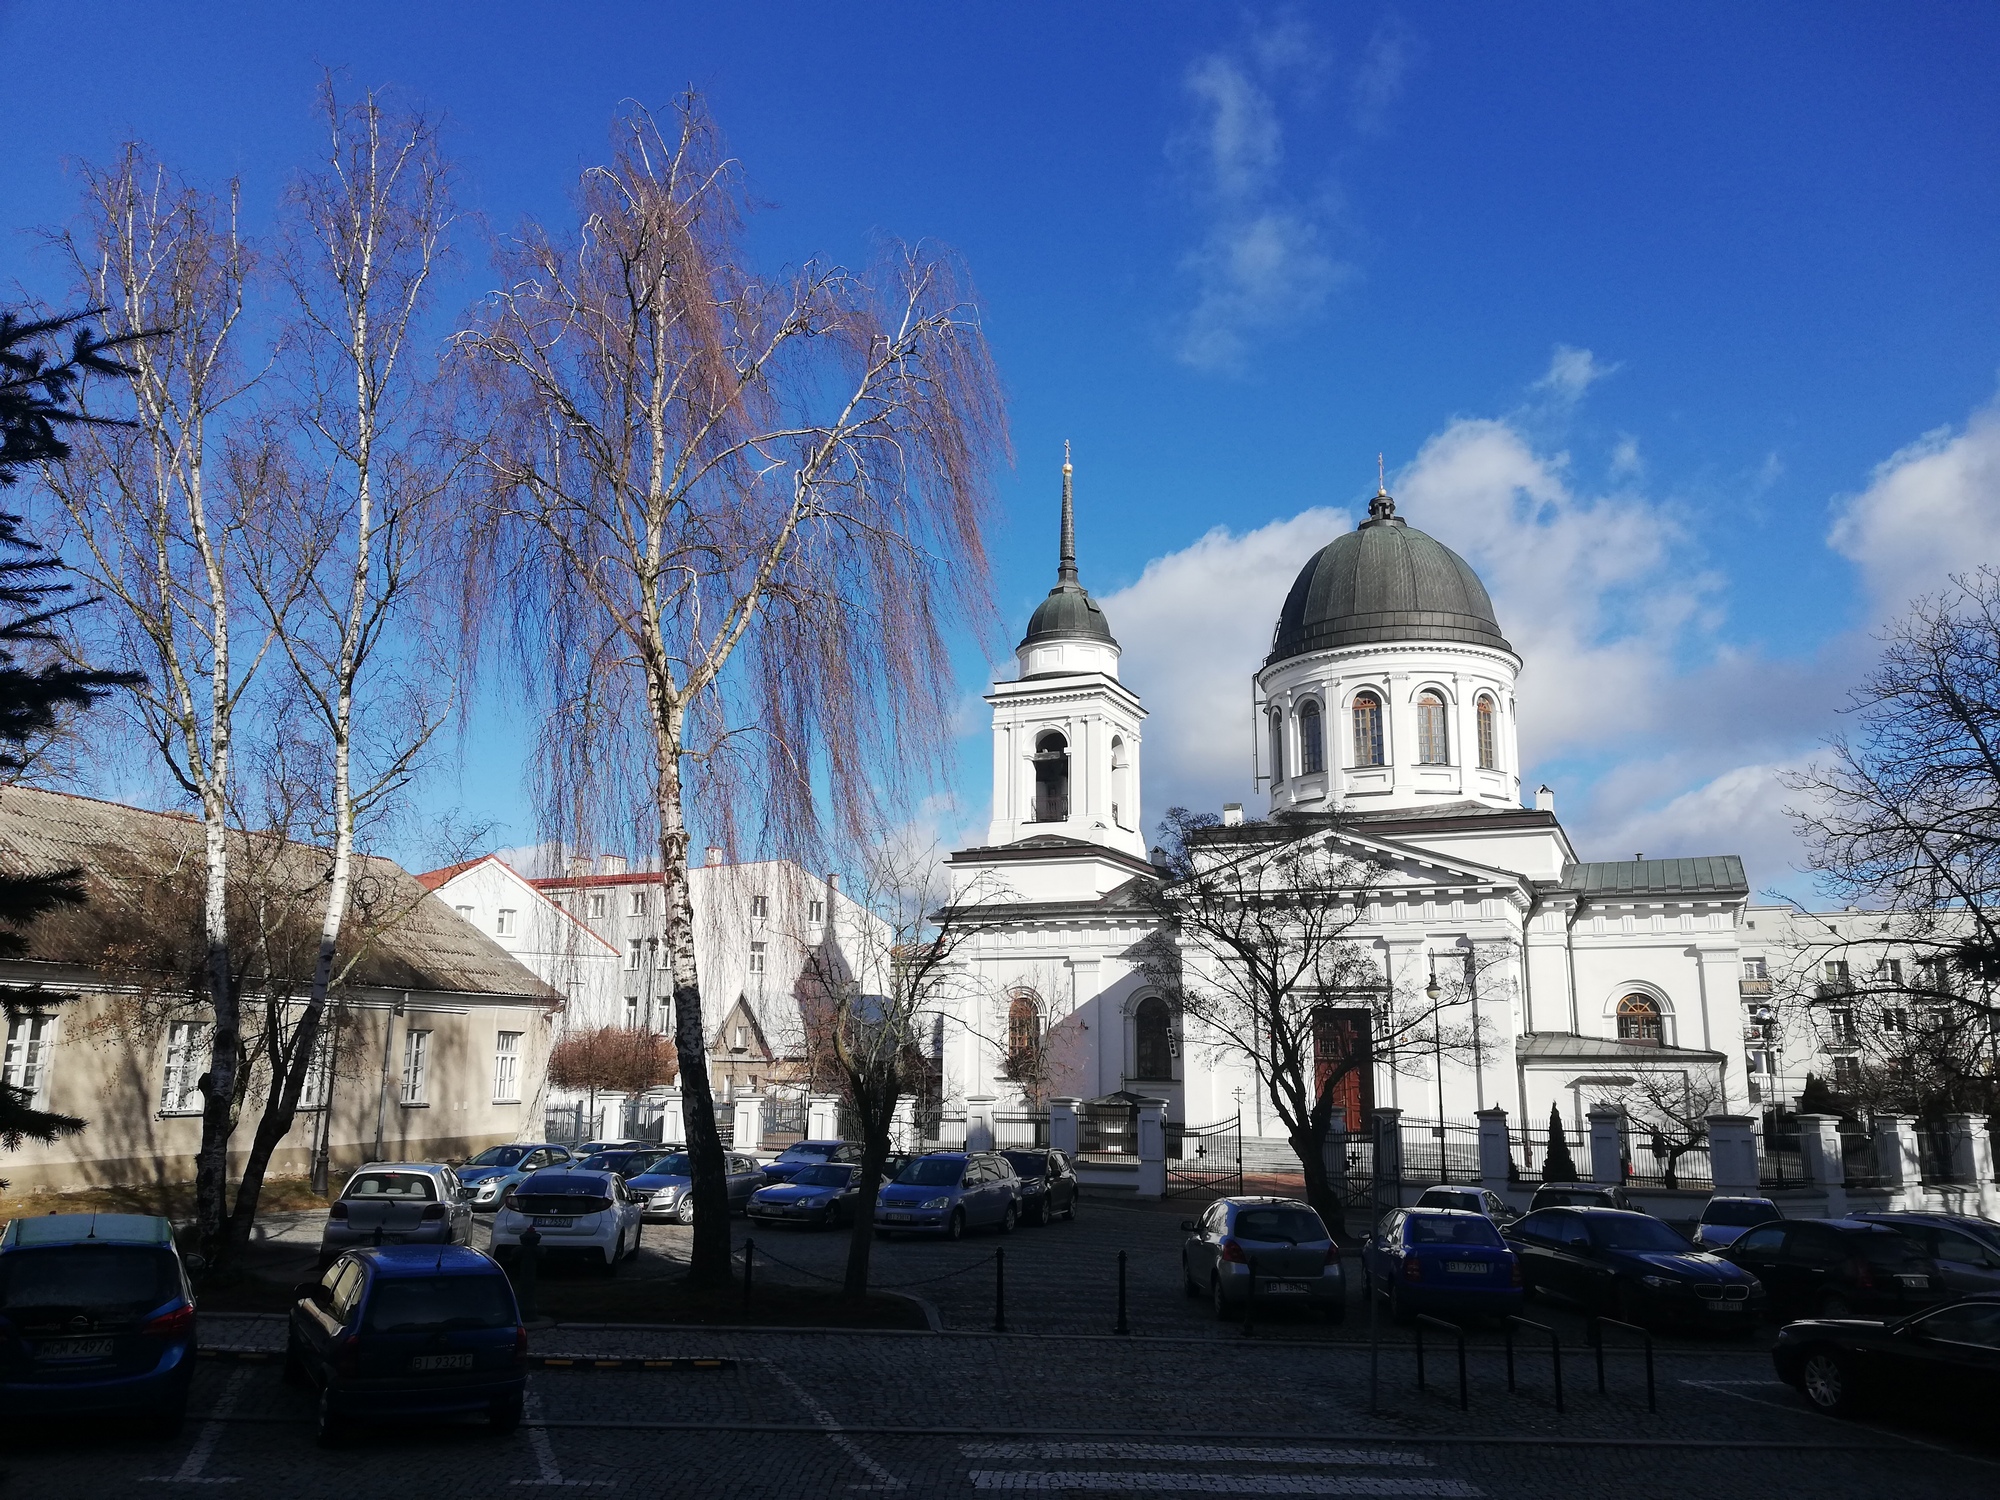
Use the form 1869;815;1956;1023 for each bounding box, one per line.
35;149;282;1261
458;95;1004;1283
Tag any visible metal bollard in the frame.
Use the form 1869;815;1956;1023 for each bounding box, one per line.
994;1248;1006;1333
516;1227;541;1322
1589;1316;1655;1412
1503;1314;1563;1414
1414;1314;1468;1411
1115;1250;1129;1336
743;1237;755;1316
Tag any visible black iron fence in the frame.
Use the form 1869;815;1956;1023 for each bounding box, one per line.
763;1093;809;1138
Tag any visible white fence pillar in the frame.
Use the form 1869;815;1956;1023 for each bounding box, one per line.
1587;1106;1625;1186
1947;1113;1996;1216
965;1095;996;1152
1048;1097;1081;1160
1323;1107;1349;1202
1374;1108;1404;1204
1796;1113;1848;1218
1874;1114;1922;1210
1135;1096;1167;1198
890;1096;917;1155
1707;1114;1760;1195
807;1093;841;1141
658;1086;685;1146
732;1091;765;1154
1476;1107;1512;1194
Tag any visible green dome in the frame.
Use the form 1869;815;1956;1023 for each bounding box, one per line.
1268;491;1510;664
1019;579;1116;650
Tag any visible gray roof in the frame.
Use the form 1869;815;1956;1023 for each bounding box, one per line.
0;786;556;1000
1518;1032;1729;1065
1268;493;1511;665
1019;578;1117;653
1558;856;1748;898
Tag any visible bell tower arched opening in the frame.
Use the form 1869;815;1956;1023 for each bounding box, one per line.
1032;731;1070;823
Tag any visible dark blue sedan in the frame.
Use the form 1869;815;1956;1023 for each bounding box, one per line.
1507;1206;1766;1329
286;1245;526;1445
749;1163;862;1229
0;1212;197;1437
1363;1207;1523;1322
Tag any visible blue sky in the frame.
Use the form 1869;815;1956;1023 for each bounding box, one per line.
4;3;1999;897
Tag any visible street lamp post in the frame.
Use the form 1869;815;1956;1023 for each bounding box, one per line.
1756;1004;1783;1185
1427;963;1444;1180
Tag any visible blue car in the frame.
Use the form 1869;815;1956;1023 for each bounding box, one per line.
286;1244;526;1445
749;1163;863;1229
0;1212;198;1436
760;1140;862;1185
1363;1207;1523;1323
1509;1206;1766;1329
456;1142;575;1212
875;1150;1019;1239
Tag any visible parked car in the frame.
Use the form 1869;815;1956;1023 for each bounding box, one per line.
456;1143;576;1212
749;1163;863;1229
1506;1206;1764;1328
319;1164;472;1269
1854;1212;2000;1295
625;1151;767;1223
875;1151;1019;1239
577;1148;676;1180
1414;1185;1521;1227
1772;1295;2000;1420
285;1244;526;1444
1180;1197;1345;1323
577;1139;652;1155
1364;1207;1523;1322
1691;1196;1781;1251
1716;1218;1943;1321
489;1168;644;1272
1528;1182;1636;1212
761;1140;863;1185
0;1212;197;1437
1000;1149;1080;1226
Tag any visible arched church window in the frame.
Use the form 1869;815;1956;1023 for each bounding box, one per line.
1417;691;1450;765
1133;996;1173;1080
1032;731;1069;822
1005;991;1042;1080
1352;693;1385;767
1110;736;1130;828
1616;995;1664;1045
1299;701;1325;775
1268;710;1284;785
1476;696;1498;770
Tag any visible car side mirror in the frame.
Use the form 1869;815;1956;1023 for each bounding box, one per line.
1180;1220;1200;1232
291;1281;320;1303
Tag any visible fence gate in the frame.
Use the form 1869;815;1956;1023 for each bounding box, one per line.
1166;1114;1243;1198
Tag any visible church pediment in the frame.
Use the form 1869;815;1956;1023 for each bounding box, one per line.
1186;820;1532;906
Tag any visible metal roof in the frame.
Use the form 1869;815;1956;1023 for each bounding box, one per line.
1517;1032;1729;1064
1558;855;1749;898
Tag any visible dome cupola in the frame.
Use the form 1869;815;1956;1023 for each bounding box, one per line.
1016;443;1119;677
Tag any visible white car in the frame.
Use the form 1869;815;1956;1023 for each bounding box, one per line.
489;1167;643;1272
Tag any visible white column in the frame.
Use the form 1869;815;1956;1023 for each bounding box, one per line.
1322;1106;1349;1202
1477;1107;1512;1193
806;1093;841;1140
890;1096;918;1155
732;1091;765;1155
1796;1113;1848;1218
1135;1096;1167;1198
1048;1097;1081;1159
1947;1113;1997;1217
659;1086;685;1146
1874;1114;1922;1210
1707;1114;1760;1195
1587;1106;1625;1186
1374;1108;1404;1204
965;1094;996;1152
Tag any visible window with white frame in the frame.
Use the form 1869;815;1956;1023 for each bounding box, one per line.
624;995;639;1027
1832;1055;1861;1091
496;908;517;937
629;890;646;917
1476;695;1498;770
1882;1008;1908;1035
1416;691;1450;764
1827;1008;1856;1045
161;1019;211;1115
1742;956;1768;980
748;941;766;975
1298;701;1324;775
3;1014;51;1105
808;898;825;924
751;894;769;920
454;904;474;922
588;892;607;919
627;939;643;971
401;1029;430;1105
493;1031;522;1103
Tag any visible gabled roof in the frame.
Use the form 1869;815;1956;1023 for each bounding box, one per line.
420;854;619;957
1558;856;1748;899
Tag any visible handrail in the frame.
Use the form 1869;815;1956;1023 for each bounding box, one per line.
1502;1314;1563;1413
1413;1313;1468;1411
1590;1315;1655;1412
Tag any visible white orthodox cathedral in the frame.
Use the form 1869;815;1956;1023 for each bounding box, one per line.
942;456;1756;1149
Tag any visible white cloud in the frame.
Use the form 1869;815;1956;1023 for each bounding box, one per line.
1350;16;1417;134
1827;393;2000;620
1584;762;1809;895
1532;344;1620;403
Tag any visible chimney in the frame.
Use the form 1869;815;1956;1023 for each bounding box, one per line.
826;872;841;895
597;854;628;876
1222;803;1243;827
565;854;592;878
704;846;725;867
1535;785;1555;813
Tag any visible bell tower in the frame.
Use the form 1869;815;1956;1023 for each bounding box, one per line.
984;446;1147;857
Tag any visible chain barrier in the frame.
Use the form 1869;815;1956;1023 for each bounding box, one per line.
732;1239;1001;1290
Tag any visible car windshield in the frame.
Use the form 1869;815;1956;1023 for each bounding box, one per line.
1234;1207;1328;1243
634;1154;691;1178
1538;1190;1608;1207
780;1144;837;1162
1409;1215;1504;1247
791;1165;854;1188
344;1171;437;1201
895;1158;964;1187
362;1274;516;1333
1588;1216;1692;1252
1851;1230;1928;1269
0;1244;181;1319
1001;1153;1047;1178
1420;1191;1479;1211
466;1146;526;1168
1702;1200;1778;1227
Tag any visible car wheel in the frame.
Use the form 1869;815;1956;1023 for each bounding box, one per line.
603;1230;624;1275
1800;1349;1859;1417
999;1202;1018;1235
1613;1282;1642;1325
283;1331;311;1389
945;1209;966;1242
626;1224;643;1260
1819;1293;1855;1320
1390;1287;1416;1326
314;1389;347;1448
1212;1275;1232;1320
1064;1196;1078;1221
1183;1254;1202;1298
676;1197;696;1226
489;1395;523;1434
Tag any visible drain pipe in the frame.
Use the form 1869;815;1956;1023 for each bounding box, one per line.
372;993;407;1162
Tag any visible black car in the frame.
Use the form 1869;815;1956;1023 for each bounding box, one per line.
1716;1218;1943;1321
1773;1295;2000;1420
761;1140;863;1185
577;1148;675;1180
999;1149;1079;1226
747;1163;864;1229
1527;1183;1636;1213
1505;1206;1765;1329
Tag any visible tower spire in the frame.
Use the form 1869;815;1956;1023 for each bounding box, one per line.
1367;451;1398;523
1058;440;1078;586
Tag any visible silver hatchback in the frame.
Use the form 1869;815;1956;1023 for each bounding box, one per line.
1181;1197;1345;1323
320;1164;472;1268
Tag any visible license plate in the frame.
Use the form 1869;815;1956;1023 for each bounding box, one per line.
1261;1282;1308;1294
409;1352;474;1371
1445;1263;1488;1275
36;1337;113;1362
533;1216;574;1228
885;1212;911;1222
1706;1302;1742;1313
1899;1275;1930;1289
